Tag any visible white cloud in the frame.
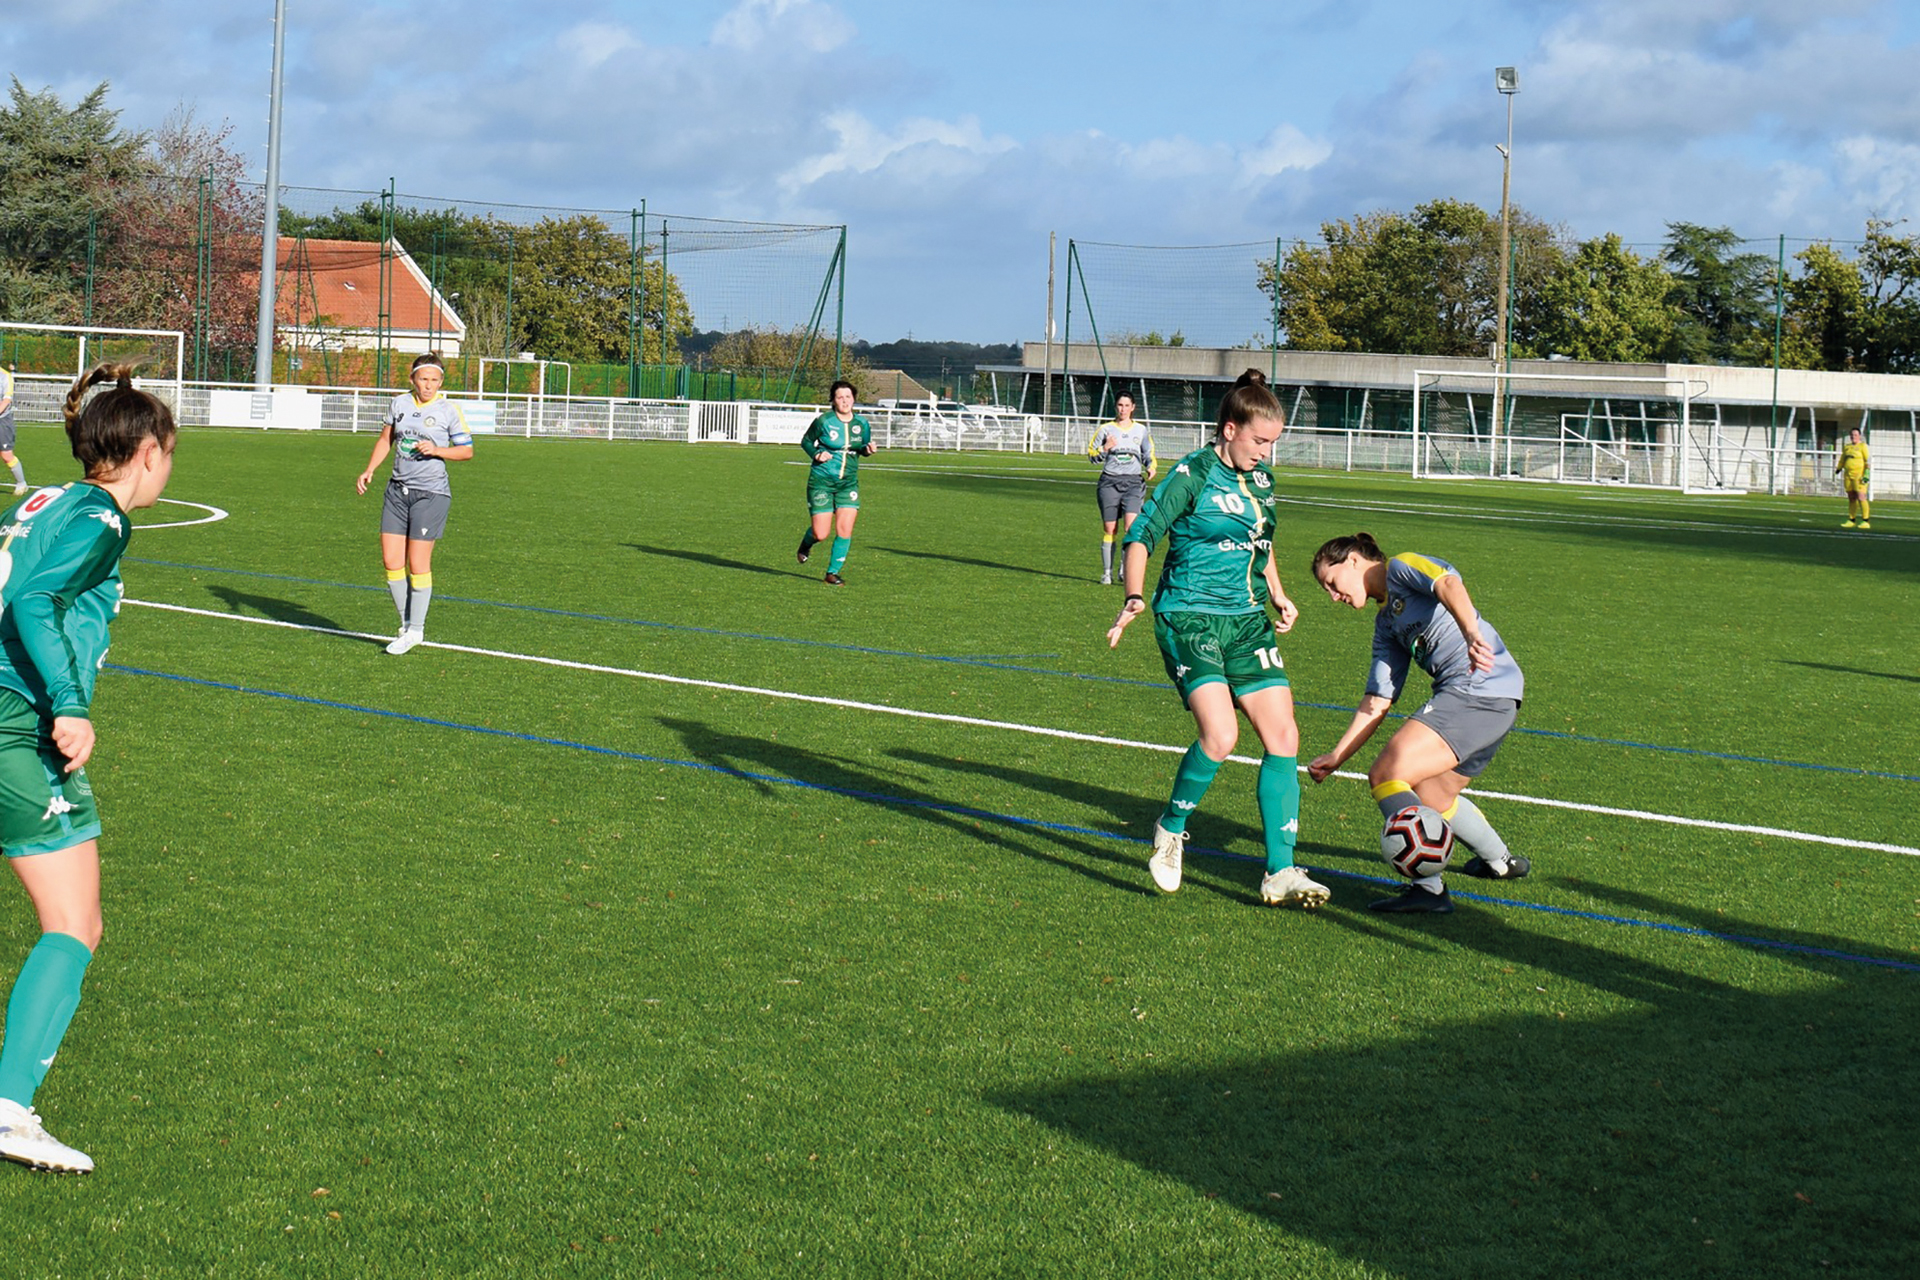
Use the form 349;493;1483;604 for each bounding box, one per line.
711;0;854;53
556;22;642;71
780;112;1015;190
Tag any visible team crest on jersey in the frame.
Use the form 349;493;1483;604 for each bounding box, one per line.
1251;472;1270;489
1390;595;1406;615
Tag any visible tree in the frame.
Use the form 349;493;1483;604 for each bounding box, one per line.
1260;200;1565;357
1534;234;1676;362
1780;242;1864;371
511;215;690;365
1660;223;1774;364
0;78;148;322
1852;218;1920;373
708;325;865;400
92;107;263;361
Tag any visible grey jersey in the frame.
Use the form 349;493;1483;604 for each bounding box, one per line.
386;392;472;496
1367;553;1525;703
1088;420;1155;478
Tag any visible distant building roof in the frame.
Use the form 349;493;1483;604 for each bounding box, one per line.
276;237;465;351
860;369;934;402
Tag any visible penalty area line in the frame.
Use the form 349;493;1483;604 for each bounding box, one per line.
121;598;1920;859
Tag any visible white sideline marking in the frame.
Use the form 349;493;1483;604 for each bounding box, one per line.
123;598;1920;858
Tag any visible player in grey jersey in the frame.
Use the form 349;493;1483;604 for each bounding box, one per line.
1086;393;1155;584
356;353;474;655
1306;532;1529;914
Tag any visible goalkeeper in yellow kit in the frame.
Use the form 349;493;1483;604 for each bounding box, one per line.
1835;427;1871;529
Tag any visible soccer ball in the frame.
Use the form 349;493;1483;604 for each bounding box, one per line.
1379;805;1454;879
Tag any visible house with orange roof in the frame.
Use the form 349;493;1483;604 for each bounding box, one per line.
276;237;467;359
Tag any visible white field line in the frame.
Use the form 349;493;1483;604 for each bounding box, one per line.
139;498;229;530
124;598;1920;858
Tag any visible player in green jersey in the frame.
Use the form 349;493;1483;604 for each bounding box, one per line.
0;364;176;1173
794;380;874;585
1106;370;1329;909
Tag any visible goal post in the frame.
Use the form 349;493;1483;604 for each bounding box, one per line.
1410;368;1734;492
0;322;187;413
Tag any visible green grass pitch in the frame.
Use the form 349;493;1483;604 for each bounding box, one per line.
1;423;1915;1277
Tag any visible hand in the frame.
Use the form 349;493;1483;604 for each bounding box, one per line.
1106;597;1146;648
1306;754;1339;784
861;443;875;456
815;451;830;463
1271;595;1299;635
414;442;436;460
51;715;94;772
356;470;373;495
1464;632;1495;673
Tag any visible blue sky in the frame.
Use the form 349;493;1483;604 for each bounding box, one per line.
3;0;1918;342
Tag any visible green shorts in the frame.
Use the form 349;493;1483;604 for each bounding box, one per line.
1153;609;1290;703
0;691;102;858
807;476;860;513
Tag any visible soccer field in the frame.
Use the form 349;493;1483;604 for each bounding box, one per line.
3;425;1916;1277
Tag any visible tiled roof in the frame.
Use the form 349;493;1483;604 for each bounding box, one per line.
276;238;465;338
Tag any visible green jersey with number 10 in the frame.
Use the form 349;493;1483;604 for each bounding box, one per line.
0;483;133;719
1123;447;1279;615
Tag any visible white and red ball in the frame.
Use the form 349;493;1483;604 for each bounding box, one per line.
1380;805;1454;879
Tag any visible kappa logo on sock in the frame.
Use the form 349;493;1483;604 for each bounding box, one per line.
1173;799;1197;812
1280;819;1298;834
40;795;74;821
38;1053;55;1068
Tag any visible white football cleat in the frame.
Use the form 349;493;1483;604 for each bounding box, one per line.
1260;865;1330;909
385;629;424;656
0;1098;93;1173
10;484;24;496
1148;822;1187;893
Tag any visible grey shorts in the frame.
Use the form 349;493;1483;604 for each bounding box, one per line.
1097;474;1146;522
0;412;15;452
382;483;452;541
1408;689;1519;778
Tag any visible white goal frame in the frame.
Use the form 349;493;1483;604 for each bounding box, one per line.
0;322;187;407
1410;369;1735;493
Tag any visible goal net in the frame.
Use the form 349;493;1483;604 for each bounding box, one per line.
1410;368;1734;492
0;322;187;416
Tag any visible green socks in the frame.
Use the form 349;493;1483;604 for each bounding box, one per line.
1257;755;1300;873
828;536;851;574
1159;741;1225;833
0;932;93;1107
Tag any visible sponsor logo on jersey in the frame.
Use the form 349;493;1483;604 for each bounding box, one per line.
89;510;123;535
0;523;28;539
1216;538;1272;553
19;488;61;518
1175;463;1190;474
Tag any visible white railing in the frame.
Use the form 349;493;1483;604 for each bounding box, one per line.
8;375;1908;500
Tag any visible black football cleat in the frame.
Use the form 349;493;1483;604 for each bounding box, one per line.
796;540;812;564
1367;884;1455;914
823;572;845;586
1458;854;1530;880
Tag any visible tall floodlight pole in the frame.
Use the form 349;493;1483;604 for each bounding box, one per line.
1489;66;1519;458
253;0;288;389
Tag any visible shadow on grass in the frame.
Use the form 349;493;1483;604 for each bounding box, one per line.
204;585;349;634
1778;659;1920;685
624;543;797;580
989;898;1920;1278
885;745;1373;906
657;716;1159;896
870;545;1089;583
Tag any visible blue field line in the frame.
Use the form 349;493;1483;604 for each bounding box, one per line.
126;556;1920;784
107;663;1919;976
